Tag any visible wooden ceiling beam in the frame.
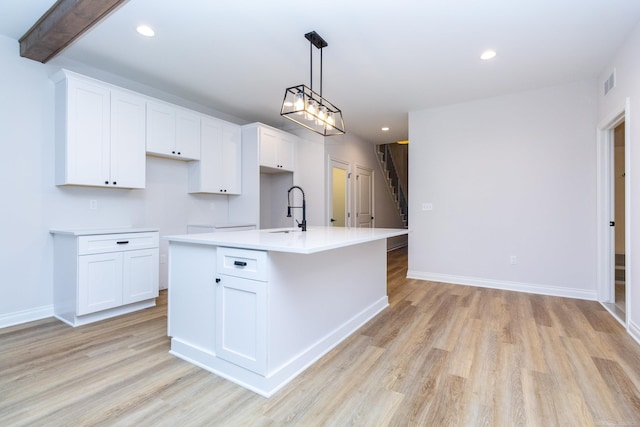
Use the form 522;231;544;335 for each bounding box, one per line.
19;0;129;63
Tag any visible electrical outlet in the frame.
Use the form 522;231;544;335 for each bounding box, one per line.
422;203;433;211
89;199;98;210
510;255;517;265
160;254;167;264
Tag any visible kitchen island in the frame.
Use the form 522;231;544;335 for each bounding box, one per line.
165;226;408;397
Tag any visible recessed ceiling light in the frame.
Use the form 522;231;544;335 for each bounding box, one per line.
381;127;390;131
136;25;155;37
480;50;496;60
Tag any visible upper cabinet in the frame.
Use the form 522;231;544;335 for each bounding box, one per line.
258;126;296;172
188;117;242;194
53;70;146;189
146;101;201;161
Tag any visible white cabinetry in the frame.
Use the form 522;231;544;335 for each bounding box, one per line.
228;123;298;228
51;229;159;327
146;101;201;160
258;126;296;171
53;70;146;189
215;247;267;374
188;117;242;194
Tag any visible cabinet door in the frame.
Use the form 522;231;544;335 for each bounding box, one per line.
146;101;176;156
188;118;240;194
259;128;279;169
259;127;295;171
65;78;111;186
122;248;159;305
110;90;146;188
193;117;224;193
277;134;296;171
78;252;123;315
215;275;267;374
175;109;201;160
221;123;242;194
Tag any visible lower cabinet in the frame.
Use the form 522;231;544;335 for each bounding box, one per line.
214;246;268;374
215;274;267;374
51;229;159;326
77;251;123;315
77;248;158;315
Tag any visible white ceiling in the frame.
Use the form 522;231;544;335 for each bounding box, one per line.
3;0;640;144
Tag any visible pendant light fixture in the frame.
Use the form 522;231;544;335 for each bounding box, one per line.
280;31;345;136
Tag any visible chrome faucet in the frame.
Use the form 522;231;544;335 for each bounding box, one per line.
287;186;307;231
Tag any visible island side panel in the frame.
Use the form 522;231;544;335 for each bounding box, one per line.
167;241;217;352
267;239;388;373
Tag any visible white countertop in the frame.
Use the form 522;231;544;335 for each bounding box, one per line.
50;227;159;236
165;226;408;254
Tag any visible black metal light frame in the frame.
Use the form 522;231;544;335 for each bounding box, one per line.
280;31;345;136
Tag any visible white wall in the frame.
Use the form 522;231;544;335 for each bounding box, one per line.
408;80;598;299
0;35;232;326
597;20;640;340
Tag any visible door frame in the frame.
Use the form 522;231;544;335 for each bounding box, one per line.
327;157;352;227
596;98;631;325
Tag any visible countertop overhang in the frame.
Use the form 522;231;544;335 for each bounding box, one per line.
164;226;408;254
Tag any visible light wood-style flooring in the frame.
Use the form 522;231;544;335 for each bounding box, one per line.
2;247;640;426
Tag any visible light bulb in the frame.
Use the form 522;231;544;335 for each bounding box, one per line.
306;99;317;121
326;112;335;129
294;92;304;113
316;105;327;125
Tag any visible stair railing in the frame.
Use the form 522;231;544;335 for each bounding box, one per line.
378;144;408;227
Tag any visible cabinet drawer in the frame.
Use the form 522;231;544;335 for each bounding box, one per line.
217;247;267;281
79;232;159;255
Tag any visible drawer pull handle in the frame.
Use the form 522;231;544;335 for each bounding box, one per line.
116;241;130;245
233;261;247;267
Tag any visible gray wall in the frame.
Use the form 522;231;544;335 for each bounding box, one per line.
408;80;598;299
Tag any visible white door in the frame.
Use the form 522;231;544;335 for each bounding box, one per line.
222;123;242;194
122;248;159;305
328;158;350;227
110;89;146;188
78;252;123;315
356;166;374;228
146;101;176;155
596;103;630;326
175;109;201;160
67;78;111;186
215;275;267;374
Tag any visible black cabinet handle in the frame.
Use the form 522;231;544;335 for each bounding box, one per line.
234;260;247;267
215;278;221;283
112;181;117;185
105;180;109;184
116;241;129;245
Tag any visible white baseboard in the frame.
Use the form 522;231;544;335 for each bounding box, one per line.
0;305;54;329
628;319;640;346
171;297;388;397
406;270;597;301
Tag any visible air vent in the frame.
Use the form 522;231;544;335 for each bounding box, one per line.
604;70;616;96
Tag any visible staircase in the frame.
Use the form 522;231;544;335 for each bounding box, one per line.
376;144;408;228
